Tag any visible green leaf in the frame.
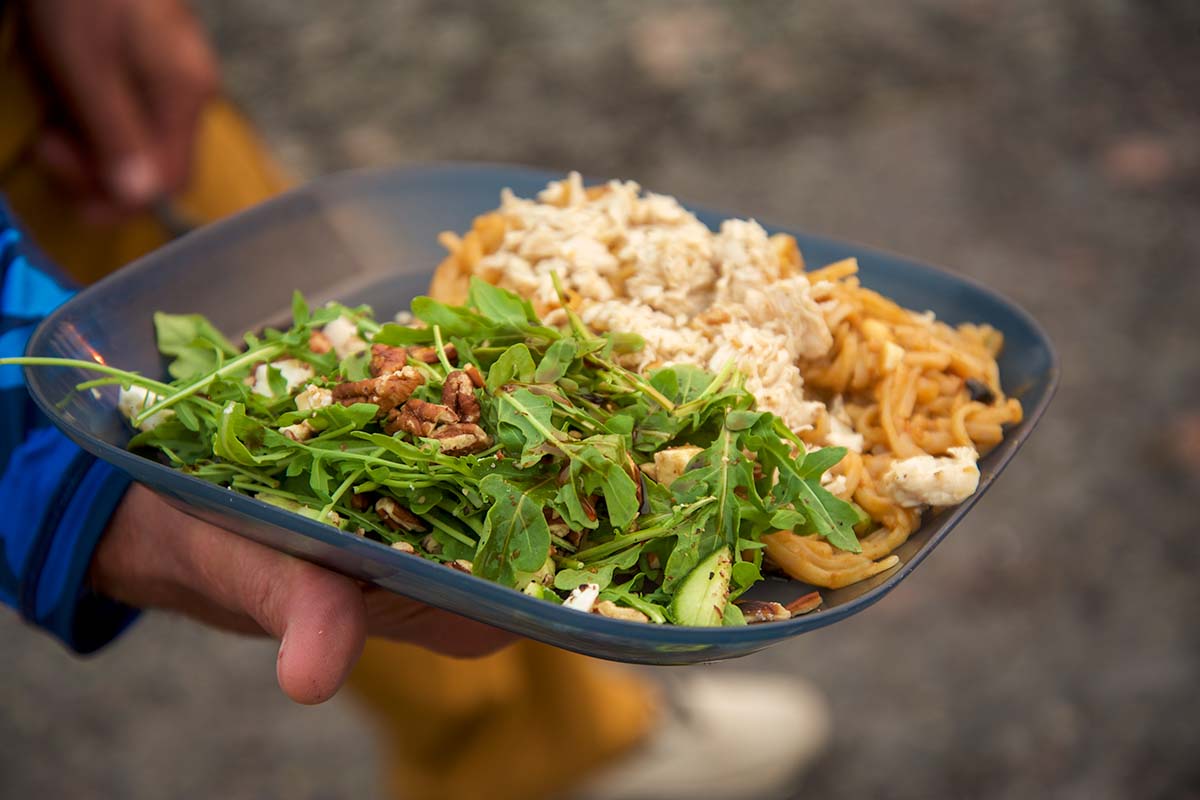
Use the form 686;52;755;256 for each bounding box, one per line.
496;388;557;466
487;344;537;393
372;323;435;347
309;456;331;499
213;401;265;466
475;475;552;587
468;277;537;327
554;564;617;592
797;446;848;480
731;560;762;590
291;291;309;326
411;296;489;336
154;312;239;380
534;338;578;384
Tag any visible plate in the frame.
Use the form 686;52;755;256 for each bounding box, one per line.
24;163;1058;664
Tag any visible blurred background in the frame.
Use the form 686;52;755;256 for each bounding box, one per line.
3;1;1198;798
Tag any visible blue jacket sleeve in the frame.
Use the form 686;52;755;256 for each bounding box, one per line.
0;202;138;653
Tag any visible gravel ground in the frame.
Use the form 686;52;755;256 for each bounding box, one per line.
3;2;1199;798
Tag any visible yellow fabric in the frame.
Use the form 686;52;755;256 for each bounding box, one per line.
1;16;656;797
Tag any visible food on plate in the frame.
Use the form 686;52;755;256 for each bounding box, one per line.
430;173;1023;589
7;172;1024;623
7;281;871;626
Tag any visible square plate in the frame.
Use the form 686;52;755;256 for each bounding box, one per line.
24;164;1058;664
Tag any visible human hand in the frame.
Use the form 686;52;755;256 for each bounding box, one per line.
91;484;514;704
21;0;219;220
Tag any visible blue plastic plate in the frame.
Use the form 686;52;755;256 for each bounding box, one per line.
24;164;1058;664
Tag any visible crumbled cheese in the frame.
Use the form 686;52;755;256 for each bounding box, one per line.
117;385;174;432
879;447;981;508
563;583;601;614
323;316;367;359
825;397;864;453
295;385;333;412
476;173;835;433
653;446;702;488
251;359;314;398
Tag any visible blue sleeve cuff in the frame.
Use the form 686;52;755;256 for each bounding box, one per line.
28;458;139;653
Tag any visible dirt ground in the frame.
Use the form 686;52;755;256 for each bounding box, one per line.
3;2;1198;798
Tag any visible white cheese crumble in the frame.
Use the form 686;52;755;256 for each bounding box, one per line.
879;447;981;508
117;386;174;431
562;583;601;614
322;316;367;359
251;359;314;398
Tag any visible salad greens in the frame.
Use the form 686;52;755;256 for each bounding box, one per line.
5;278;866;625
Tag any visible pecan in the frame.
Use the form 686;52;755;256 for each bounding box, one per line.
332;366;424;415
594;600;650;623
784;591;823;616
463;363;485;388
408;343;457;364
375;497;425;532
308;330;333;354
736;600;793;624
350;492;374;511
429;422;492;455
421;534;443;555
390;541;416;554
280;420;317;442
370;343;408;377
442;370;481;423
384;398;460;437
446;559;474;574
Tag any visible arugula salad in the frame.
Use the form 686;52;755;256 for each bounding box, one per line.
22;279;868;626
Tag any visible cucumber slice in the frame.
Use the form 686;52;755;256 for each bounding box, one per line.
670;547;733;626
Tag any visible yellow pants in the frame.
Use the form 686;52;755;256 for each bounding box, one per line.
2;18;655;800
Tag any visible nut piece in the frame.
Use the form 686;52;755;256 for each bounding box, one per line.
384;398;460;437
308;330;333;354
463;363;485;388
390;541;416;554
375;497;425;532
736;600;793;624
594;600;649;623
350;492;374;511
408;343;457;364
370;343;408;377
784;591;823;616
442;370;481;423
430;422;492;455
332;366;424;415
421;534;443;555
446;559;474;574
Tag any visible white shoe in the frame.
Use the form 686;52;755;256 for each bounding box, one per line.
570;670;831;800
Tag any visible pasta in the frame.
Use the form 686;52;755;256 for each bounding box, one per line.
428;175;1023;591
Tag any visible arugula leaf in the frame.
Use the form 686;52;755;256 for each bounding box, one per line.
534;338;578;383
487;344;537;393
213;401;265;466
154;312;238;380
468;276;538;328
475;475;552;586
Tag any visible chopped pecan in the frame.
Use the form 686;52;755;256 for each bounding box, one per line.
430;422;492;455
384;398;460;437
375;497;425;532
308;330;333;354
332;366;424;415
446;559;474;574
784;591;823;616
370;343;408;377
737;600;793;624
350;492;374;511
390;541;416;554
442;370;481;423
595;600;649;623
421;534;442;555
280;420;317;442
463;363;485;388
408;343;457;364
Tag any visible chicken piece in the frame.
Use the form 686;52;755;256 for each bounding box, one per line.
878;446;980;508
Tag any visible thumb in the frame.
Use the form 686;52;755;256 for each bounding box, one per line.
188;533;369;705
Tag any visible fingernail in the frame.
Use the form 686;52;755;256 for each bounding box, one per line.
109;155;160;205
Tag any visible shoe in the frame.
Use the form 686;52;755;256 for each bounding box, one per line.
570;669;831;800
